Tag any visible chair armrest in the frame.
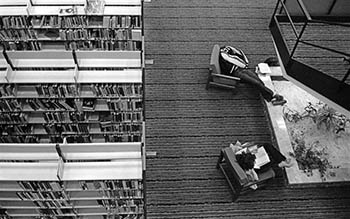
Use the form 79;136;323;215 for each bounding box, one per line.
257;168;275;182
223;148;249;185
243;168;275;188
211;73;241;81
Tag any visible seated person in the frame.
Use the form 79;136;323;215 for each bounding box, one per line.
219;45;286;105
230;141;293;189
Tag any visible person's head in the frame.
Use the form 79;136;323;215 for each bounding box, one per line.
236;151;256;170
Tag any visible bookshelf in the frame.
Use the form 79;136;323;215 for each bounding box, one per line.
0;0;142;51
0;0;146;218
0;142;144;218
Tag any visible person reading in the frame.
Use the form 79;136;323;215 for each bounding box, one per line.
230;141;293;189
219;45;287;105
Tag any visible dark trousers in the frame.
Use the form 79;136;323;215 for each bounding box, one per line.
234;69;275;101
219;55;275;101
257;143;286;173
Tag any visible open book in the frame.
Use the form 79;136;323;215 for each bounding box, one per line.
253;146;270;169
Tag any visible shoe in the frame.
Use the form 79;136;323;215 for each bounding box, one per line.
272;99;287;106
250;184;258;190
278;158;293;168
272;94;284;101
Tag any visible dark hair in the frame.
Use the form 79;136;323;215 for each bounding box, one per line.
264;57;280;66
236;151;256;170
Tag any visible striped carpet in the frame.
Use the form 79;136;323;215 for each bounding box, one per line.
143;0;350;218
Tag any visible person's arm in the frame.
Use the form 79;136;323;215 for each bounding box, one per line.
229;144;243;154
245;169;259;190
246;169;259;181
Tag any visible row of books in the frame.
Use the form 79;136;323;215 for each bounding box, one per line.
0;135;40;143
0;133;141;143
31;15;87;28
26;98;140;112
91;84;142;98
0;29;139;42
42;111;142;124
98;199;143;213
103;214;143;219
67;40;141;51
0;85;16;97
37;207;76;216
17;180;141;192
1;124;32;135
19;181;63;192
44;123;89;134
80;180;142;191
104;111;143;123
1;15;141;29
27;99;76;111
0;99;21;112
99;189;143;200
31;15;142;29
1;111;142;124
4;84;143;98
100;123;142;133
28;98;142;112
1;123;141;135
0;211;143;219
65;135;92;144
104;134;141;143
1;39;141;51
0;29;37;41
0;113;27;124
16;190;70;202
98;201;144;214
35;84;78;97
0;16;29;29
59;28;137;41
0;84;142;98
102;16;141;29
2;40;41;51
43;112;86;123
107;99;143;111
16;184;142;203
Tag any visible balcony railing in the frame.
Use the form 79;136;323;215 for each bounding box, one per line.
269;0;350;114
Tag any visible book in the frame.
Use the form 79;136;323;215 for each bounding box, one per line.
253;146;270;169
256;63;272;74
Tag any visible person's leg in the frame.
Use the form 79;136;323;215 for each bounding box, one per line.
261;143;286;163
234;69;275;101
261;143;292;168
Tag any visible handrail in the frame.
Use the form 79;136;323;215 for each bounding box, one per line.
270;0;350;114
274;0;350;63
295;0;312;21
279;0;300;38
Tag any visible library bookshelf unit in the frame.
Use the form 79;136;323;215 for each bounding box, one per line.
0;142;145;219
0;0;146;218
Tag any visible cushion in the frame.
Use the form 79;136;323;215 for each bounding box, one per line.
210;44;221;74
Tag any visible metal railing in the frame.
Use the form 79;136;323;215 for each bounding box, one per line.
272;0;350;83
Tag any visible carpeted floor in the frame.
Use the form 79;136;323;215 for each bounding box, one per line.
143;0;350;218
